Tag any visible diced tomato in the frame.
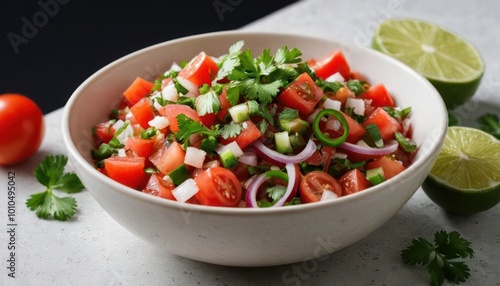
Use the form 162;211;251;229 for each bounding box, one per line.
300;171;343;203
276;72;324;115
178;52;219;87
143;173;176;200
217;88;232;123
149;141;186;175
199;113;217;128
338;168;371;196
129;97;155;129
158;104;200;132
325;86;355;107
308;50;351;80
362;107;401;141
94;121;115;144
220;120;262;149
194;167;242;207
104;156;146;189
123;77;155;106
359;84;395;108
125;137;155;158
365;156;406;180
324;110;366;144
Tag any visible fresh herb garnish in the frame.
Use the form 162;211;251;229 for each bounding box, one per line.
401;230;474;286
278;107;300;121
195;89;221;116
225;43;303;106
26;155;85;221
175;114;220;151
220;122;243;139
346;79;366;95
395;132;417;153
477;113;500;139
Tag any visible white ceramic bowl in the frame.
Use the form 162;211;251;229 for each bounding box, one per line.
62;31;447;267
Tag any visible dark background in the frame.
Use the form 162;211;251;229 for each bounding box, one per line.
1;0;298;114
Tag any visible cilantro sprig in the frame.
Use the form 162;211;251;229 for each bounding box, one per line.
223;42;303;106
401;230;474;286
26;155;85;221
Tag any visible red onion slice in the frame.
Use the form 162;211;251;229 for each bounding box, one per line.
339;140;398;156
252;139;317;164
245;163;297;208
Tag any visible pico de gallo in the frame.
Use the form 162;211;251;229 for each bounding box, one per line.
91;41;417;208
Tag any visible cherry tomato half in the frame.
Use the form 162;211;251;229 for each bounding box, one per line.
299;171;342;203
0;94;44;165
194;167;242;207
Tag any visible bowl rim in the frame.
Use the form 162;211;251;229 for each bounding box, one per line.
61;30;448;215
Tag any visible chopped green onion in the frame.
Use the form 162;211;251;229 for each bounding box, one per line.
366;124;384;147
395;132;417;153
141;127;157;139
366;167;385;185
312;109;349;147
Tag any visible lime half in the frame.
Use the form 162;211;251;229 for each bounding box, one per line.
422;126;500;214
372;18;484;109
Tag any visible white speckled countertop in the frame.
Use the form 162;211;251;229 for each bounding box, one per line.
1;0;499;285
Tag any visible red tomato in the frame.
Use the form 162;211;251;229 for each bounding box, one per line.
199;113;217;128
359;84;395;108
324;110;366;144
276;72;324;115
216;88;232;123
0;94;44;165
362;107;401;141
122;77;155;106
104;156;146;189
365;156;406;180
220;120;262;149
94;121;115;144
143;173;176;200
307;50;351;80
158;104;199;132
125;137;155;158
129;97;155;129
149;141;186;175
299;171;342;203
178;52;219;87
338;168;371;196
194;167;242;207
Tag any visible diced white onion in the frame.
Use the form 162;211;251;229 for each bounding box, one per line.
346;98;365;116
322;98;342;110
216;141;243;158
333;152;348;159
307;108;321;123
402;118;411;136
168;62;182;72
356;140;371;147
237;151;258;166
203;160;220;169
161;82;178;101
177;76;199;97
117;148;127;157
324;72;345;83
112;120;134;144
172;179;199;203
320;189;339;201
184;147;207;169
148;116;170;130
325;117;341;132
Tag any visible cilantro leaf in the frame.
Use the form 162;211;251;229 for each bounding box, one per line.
266;185;287;203
195;89;221;116
201;136;219;154
275;46;302;65
477;113;500;139
278;107;300;121
26;155;84;221
401;230;474;286
175;114;220;148
220;122;243;139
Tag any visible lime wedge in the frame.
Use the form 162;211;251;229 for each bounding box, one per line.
372;19;484;109
422;126;500;214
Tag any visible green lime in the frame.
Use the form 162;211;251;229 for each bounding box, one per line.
422;126;500;214
372;18;484;109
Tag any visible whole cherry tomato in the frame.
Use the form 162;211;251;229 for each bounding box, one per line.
0;94;44;165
